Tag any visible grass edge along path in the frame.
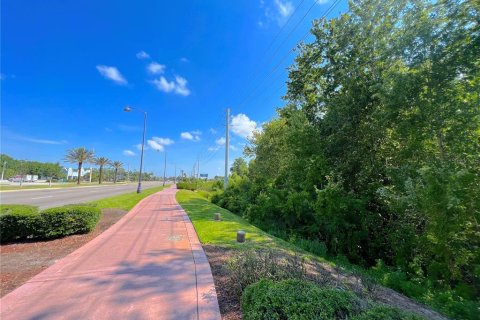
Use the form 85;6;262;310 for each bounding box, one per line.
176;190;449;320
90;185;168;211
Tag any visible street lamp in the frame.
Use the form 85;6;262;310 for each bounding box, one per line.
124;105;147;193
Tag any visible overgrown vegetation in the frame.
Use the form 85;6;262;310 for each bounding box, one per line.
0;204;100;242
211;0;480;318
177;191;440;319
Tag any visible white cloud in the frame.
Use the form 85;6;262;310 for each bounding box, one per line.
191;130;202;135
209;128;217;134
96;65;128;85
136;143;144;151
274;0;294;18
151;75;191;96
152;77;175;92
152;137;174;146
136;51;150;59
181;131;200;141
147;62;166;74
147;139;164;151
181;132;194;140
174;76;190;96
231;113;258;139
216;137;226;145
123;150;135;156
180;57;189;63
230;145;238;151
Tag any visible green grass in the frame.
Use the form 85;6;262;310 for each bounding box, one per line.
90;185;168;211
176;190;312;254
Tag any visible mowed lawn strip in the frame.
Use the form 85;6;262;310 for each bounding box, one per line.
90;185;167;211
176;190;300;252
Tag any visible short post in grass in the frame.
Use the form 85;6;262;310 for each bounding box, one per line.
237;230;246;243
214;212;221;221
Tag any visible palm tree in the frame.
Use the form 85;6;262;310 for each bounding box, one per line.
111;161;123;184
94;157;111;184
64;147;95;184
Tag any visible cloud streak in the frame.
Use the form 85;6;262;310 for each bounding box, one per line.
96;65;128;85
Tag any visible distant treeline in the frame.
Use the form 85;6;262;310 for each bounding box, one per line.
0;154;65;180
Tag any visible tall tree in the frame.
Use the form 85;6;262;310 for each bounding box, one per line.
64;148;94;184
111;161;123;184
94;157;111;184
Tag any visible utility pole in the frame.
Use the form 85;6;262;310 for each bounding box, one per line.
1;161;6;181
197;156;200;180
163;152;167;186
174;164;177;184
224;107;230;190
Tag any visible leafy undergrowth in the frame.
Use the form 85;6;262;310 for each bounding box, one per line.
177;190;448;320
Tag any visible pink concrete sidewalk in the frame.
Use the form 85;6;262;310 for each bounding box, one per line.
0;187;221;320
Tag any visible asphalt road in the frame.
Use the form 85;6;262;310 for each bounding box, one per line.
0;182;165;209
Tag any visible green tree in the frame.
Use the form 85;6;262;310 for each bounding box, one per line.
94;157;111;184
64;148;94;184
230;158;249;177
111;161;123;183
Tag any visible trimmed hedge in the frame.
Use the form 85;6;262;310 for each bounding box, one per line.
0;205;39;241
241;279;359;320
0;204;101;242
241;279;424;320
37;205;101;238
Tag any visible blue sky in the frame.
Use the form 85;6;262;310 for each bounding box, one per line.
1;0;347;177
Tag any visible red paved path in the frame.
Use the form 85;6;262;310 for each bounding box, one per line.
0;187;221;320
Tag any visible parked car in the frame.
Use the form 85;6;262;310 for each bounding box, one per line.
9;175;23;182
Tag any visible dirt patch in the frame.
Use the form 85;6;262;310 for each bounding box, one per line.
204;245;242;320
203;245;448;320
0;208;128;297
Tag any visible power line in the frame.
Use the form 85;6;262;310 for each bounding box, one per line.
236;0;343;108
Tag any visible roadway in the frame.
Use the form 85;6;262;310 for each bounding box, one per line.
0;182;165;209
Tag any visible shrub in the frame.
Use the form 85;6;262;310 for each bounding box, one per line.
0;205;39;242
227;249;306;295
37;205;101;238
0;204;101;242
350;306;423;320
241;279;359;320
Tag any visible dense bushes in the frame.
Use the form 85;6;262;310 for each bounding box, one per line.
241;279;423;320
242;279;359;320
0;204;101;242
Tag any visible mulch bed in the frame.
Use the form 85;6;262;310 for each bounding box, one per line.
0;208;128;297
204;245;242;320
203;245;448;320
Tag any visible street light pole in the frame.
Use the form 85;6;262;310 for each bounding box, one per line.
124;106;147;193
1;161;6;181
